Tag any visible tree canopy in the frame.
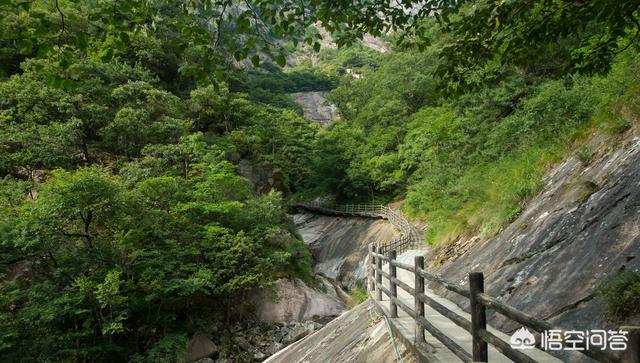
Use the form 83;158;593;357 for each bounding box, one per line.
1;0;640;361
3;0;638;83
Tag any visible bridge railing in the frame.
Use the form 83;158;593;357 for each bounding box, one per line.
293;201;421;256
368;246;638;363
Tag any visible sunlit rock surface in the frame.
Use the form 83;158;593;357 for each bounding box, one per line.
254;277;346;323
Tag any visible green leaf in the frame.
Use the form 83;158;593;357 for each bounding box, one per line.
119;32;130;44
275;54;286;67
101;48;114;62
251;55;260;66
18;39;32;54
313;42;321;52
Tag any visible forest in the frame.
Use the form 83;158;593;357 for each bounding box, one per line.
1;0;639;362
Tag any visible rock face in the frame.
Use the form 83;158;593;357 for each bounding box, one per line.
432;131;640;334
247;212;401;361
254;277;346;323
294;213;400;289
236;159;286;193
288;91;337;126
211;319;326;361
264;301;417;363
186;333;218;362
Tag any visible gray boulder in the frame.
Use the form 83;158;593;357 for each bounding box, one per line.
185;333;218;362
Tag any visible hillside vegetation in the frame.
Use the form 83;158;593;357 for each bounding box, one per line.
1;0;639;361
307;27;640;246
0;2;327;361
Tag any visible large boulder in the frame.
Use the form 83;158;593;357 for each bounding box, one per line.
185;333;218;362
288;91;337;126
254;277;346;323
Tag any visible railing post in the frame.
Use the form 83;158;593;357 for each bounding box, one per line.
389;250;397;318
415;255;425;343
469;272;488;362
376;245;382;301
369;244;376;293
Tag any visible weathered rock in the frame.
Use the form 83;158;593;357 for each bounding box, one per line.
266;341;283;355
237;160;286;194
288;91;337;126
254;277;346;323
282;322;316;344
293;213;399;289
233;335;254;351
185;333;218;362
254;351;267;360
264;302;418;363
432;131;640;335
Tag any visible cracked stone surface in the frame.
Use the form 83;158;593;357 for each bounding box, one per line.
431;130;640;356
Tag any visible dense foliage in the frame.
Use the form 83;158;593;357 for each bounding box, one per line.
0;159;312;361
307;21;640;245
2;0;640;360
0;1;329;361
3;0;638;85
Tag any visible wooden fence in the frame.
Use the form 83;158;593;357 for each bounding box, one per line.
368;246;639;363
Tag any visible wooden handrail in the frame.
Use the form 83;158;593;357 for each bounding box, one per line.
477;292;622;363
416;292;471;332
416;268;470;298
298;201;632;362
368;248;631;363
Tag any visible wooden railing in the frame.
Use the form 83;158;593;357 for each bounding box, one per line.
293;201;421;256
368;246;638;363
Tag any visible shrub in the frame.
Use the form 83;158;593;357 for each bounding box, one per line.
596;270;640;320
348;287;369;307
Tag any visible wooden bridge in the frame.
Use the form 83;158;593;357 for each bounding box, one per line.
293;202;640;362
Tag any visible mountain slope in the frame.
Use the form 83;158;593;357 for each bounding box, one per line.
432;127;640;335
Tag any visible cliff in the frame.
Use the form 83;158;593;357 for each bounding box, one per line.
432;128;640;336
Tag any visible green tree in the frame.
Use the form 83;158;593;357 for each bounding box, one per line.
0;158;311;361
102;81;191;158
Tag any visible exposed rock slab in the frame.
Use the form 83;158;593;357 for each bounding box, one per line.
288;91;337;125
294;213;399;289
432;131;640;343
186;333;218;362
264;301;417;363
236;159;286;193
254;277;346;323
